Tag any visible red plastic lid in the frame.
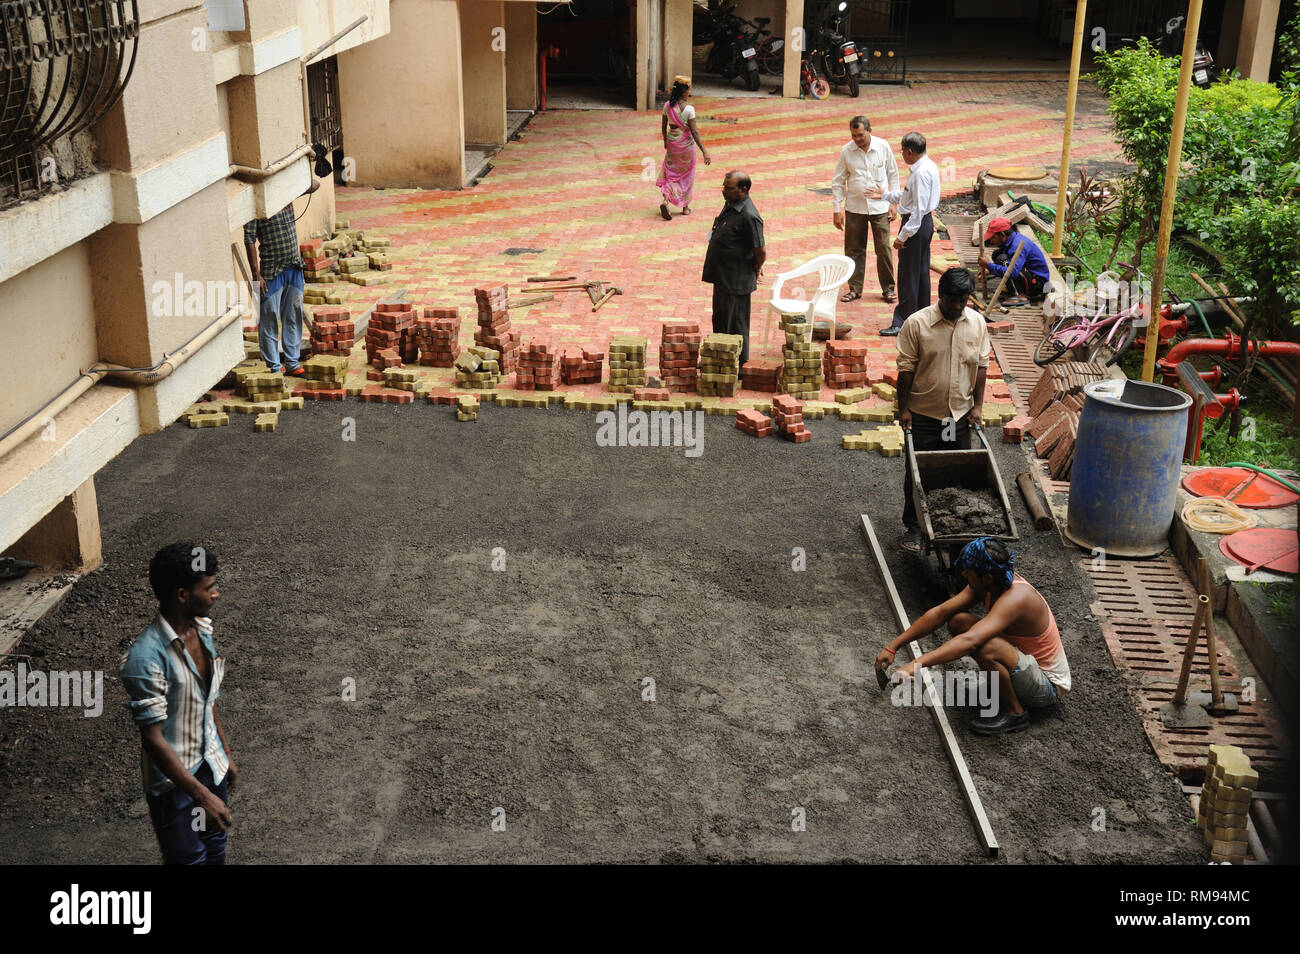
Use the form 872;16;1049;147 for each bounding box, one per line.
1182;467;1300;509
1220;528;1299;574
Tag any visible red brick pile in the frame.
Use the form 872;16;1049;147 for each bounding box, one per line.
823;339;869;388
366;303;416;367
473;284;518;374
1025;362;1109;478
561;347;604;385
517;339;561;391
309;306;353;357
735;408;773;437
740;360;781;393
300;239;335;282
659;322;702;392
1001;415;1032;443
772;395;812;443
634;387;670;401
416;307;460;367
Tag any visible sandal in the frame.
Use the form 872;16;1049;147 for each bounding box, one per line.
682;206;692;215
840;291;862;303
659;203;671;221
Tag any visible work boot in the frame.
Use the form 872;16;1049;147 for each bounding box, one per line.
970;710;1030;736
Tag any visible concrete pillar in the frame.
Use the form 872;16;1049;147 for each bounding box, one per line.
783;0;804;98
636;0;650;110
1218;0;1244;69
664;0;692;88
339;0;465;189
505;2;538;110
4;478;102;572
226;61;306;169
1234;0;1281;81
461;1;508;145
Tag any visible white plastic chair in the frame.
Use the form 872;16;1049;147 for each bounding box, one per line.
764;254;856;356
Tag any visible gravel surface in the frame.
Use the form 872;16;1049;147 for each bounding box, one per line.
0;402;1203;863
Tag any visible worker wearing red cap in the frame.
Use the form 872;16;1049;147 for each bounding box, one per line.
979;218;1050;302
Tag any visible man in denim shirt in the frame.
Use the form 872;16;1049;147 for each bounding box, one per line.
120;543;235;864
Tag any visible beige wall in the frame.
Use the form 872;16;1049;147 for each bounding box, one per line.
504;2;538;110
340;0;465;188
226;60;307;168
664;0;693;91
0;244;98;435
461;1;508;144
297;0;393;59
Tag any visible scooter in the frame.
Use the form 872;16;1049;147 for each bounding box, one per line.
704;1;761;90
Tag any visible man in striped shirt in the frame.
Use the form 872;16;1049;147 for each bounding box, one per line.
120;543;235;864
243;177;320;376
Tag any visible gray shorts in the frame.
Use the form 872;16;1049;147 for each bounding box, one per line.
1010;652;1060;709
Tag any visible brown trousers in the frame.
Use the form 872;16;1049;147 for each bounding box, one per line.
844;210;896;296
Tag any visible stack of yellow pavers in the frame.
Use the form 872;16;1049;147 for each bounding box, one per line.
841;424;905;456
607;336;648;393
1198;744;1258;863
778;316;823;399
698;334;743;397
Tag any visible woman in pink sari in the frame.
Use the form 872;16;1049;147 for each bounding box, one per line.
658;76;711;220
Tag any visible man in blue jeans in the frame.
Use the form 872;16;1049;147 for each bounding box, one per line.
120;543;235;864
243;177;320;376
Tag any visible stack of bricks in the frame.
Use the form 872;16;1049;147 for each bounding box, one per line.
415;308;461;367
382;368;419;392
456;394;480;422
607;336;648;393
841;424;904;456
1023;362;1108;479
473;284;518;375
771;395;812;443
740;359;781;393
183;403;229;428
735;408;773;437
338;252;371;284
309;306;354;357
778;316;823;399
561;347;604;385
361;235;392;271
366;302;416;369
698;334;743;397
454;346;504;389
1197;744;1259;863
1001;415;1032;443
240;369;292;406
659;322;702;392
298;355;348;400
300;239;335;284
517;339;561;391
823;339;869;389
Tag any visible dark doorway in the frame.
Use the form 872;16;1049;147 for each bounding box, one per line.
539;0;635;108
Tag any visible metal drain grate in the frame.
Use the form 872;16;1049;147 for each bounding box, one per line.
1142;689;1287;783
1098;617;1241;686
1083;556;1199;620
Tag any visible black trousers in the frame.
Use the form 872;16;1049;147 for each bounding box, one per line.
711;285;752;365
903;411;972;529
890;212;934;329
992;248;1047;300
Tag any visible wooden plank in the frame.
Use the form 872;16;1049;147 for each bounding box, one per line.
0;572;78;660
860;513;1000;858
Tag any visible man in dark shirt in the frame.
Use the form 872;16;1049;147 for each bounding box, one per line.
243;177;320;376
702;170;766;365
979;217;1050;302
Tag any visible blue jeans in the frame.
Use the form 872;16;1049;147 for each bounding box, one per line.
258;267;304;372
146;761;230;865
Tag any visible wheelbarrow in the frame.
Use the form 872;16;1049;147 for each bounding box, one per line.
906;425;1019;576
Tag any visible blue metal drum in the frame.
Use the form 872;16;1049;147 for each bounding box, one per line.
1066;379;1191;557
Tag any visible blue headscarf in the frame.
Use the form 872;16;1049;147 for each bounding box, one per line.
954;536;1014;589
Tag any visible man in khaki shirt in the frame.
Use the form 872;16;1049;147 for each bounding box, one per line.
895;268;990;551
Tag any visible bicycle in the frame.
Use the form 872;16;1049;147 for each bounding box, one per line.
800;53;830;100
1033;263;1150;367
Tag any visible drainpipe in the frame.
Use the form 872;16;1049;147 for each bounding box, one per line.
230;145;315;182
0;304;247;461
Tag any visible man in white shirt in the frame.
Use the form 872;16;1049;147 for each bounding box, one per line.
831;116;899;303
868;132;941;335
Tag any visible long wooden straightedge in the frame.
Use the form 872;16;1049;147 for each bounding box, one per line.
860;513;1000;859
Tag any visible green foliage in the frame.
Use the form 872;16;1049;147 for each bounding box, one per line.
1220;197;1300;332
1197;412;1300;470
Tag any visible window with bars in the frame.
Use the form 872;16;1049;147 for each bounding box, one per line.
0;0;139;208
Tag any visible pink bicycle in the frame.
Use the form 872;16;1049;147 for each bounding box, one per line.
1034;264;1150;367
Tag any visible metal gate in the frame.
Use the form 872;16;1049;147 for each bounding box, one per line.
307;55;342;156
847;0;908;84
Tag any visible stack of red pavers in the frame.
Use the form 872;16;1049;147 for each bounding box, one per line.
416;307;460;367
299;239;335;283
309;306;353;357
735;409;773;437
740;360;781;392
561;347;604;385
659;322;702;392
473;284;518;374
366;303;416;375
517;339;561;390
823;340;869;388
771;395;812;442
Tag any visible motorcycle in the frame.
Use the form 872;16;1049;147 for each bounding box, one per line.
812;1;860;97
703;1;762;91
1116;15;1217;87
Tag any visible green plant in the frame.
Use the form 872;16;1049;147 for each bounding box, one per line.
1196;409;1300;469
